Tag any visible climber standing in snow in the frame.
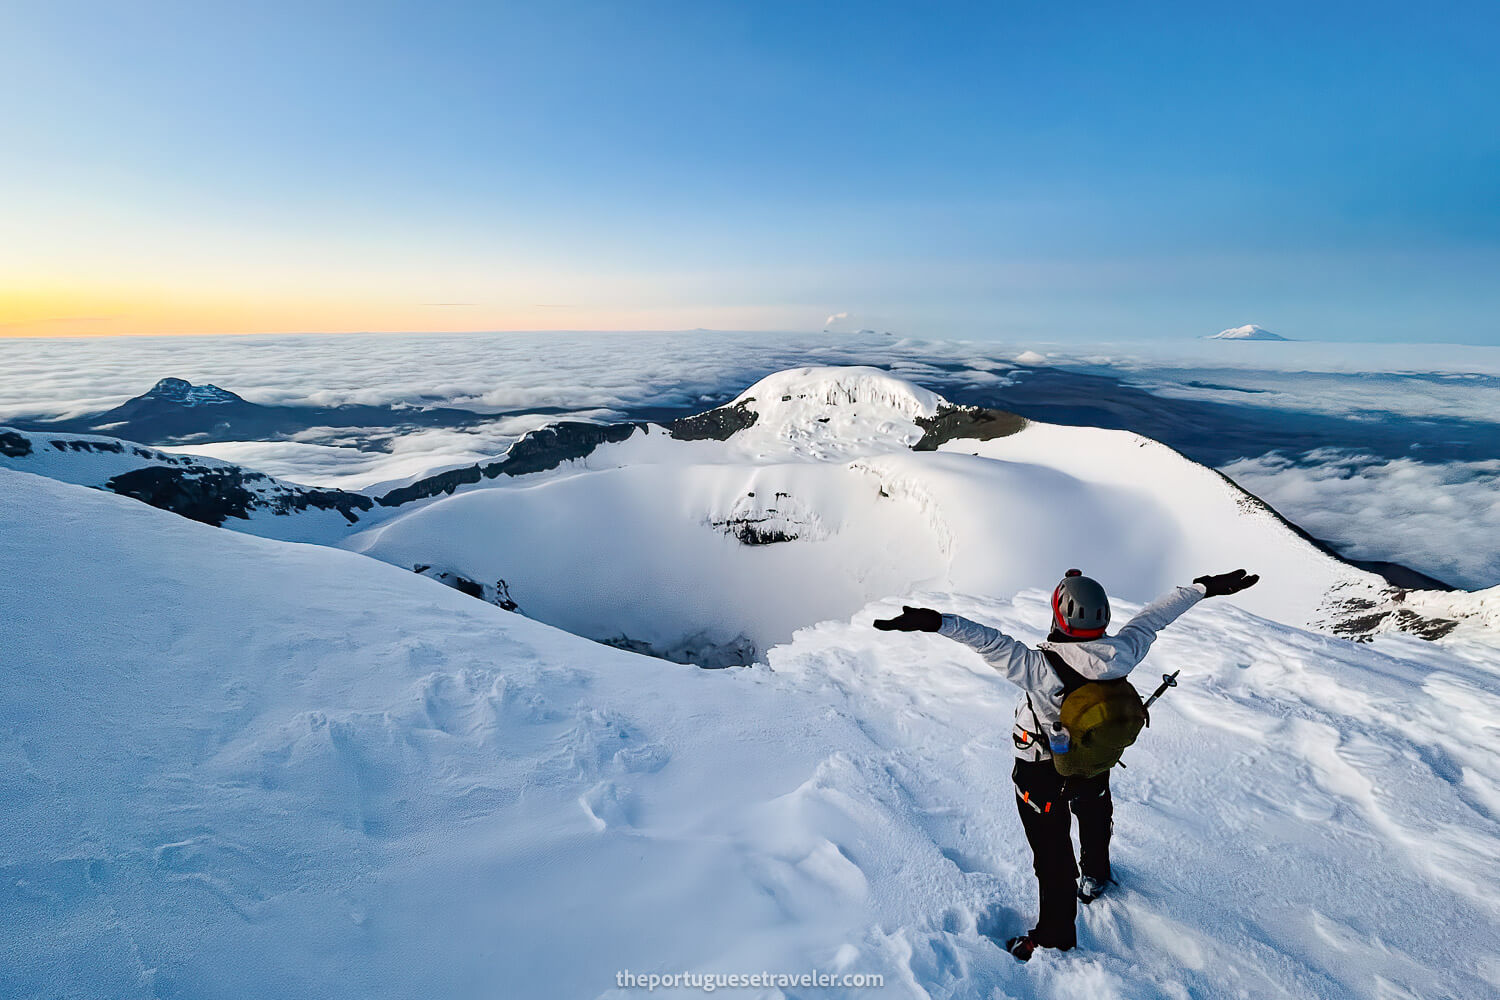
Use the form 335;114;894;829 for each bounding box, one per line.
874;568;1259;962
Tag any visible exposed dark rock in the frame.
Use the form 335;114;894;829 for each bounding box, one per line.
712;516;801;545
376;420;642;507
912;405;1027;451
280;485;376;523
1328;610;1391;639
708;490;810;545
598;635;660;657
450;576;484;599
1393;609;1459;640
598;631;757;669
1324;588;1463;641
413;566;521;611
0;430;32;457
495;420;641;477
104;466;373;527
665;400;758;441
52;438;124;453
378;464;486;506
105;467;258;526
493;579;519;611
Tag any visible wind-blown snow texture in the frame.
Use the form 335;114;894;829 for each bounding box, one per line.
4;466;1500;999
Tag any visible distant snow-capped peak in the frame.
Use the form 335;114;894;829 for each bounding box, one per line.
146;377;241;406
1209;324;1289;341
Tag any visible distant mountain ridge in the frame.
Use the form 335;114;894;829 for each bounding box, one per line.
7;376;494;445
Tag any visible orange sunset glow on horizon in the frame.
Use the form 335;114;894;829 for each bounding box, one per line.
0;288;814;339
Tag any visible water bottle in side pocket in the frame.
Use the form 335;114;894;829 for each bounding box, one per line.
1048;722;1071;756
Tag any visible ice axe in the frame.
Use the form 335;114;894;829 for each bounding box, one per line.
1141;669;1179;726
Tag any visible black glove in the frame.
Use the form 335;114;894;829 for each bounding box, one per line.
1194;569;1260;598
873;606;943;632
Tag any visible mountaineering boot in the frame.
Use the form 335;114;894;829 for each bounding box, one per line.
1004;935;1036;962
1077;875;1109;904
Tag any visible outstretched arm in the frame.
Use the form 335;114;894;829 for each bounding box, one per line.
1108;585;1206;665
1110;569;1260;665
874;606;1051;690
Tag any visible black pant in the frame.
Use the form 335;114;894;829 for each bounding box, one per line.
1012;758;1113;950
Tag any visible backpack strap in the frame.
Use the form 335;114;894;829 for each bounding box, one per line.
1042;648;1091;697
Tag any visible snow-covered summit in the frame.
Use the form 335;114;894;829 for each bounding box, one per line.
725;366;945;459
144;377;241;405
1209;324;1290;341
733;366;944;423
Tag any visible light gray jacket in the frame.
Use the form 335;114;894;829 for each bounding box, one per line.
938;583;1206;761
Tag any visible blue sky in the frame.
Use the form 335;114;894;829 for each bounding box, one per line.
3;0;1497;341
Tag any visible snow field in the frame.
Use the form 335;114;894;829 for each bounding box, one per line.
5;467;1500;998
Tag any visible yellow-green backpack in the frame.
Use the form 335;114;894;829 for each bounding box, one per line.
1043;649;1148;778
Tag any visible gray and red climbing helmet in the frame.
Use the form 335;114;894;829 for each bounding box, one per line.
1051;569;1110;639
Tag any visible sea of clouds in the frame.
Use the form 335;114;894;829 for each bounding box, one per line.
3;330;1497;589
1220;450;1500;591
7;330;1500;422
